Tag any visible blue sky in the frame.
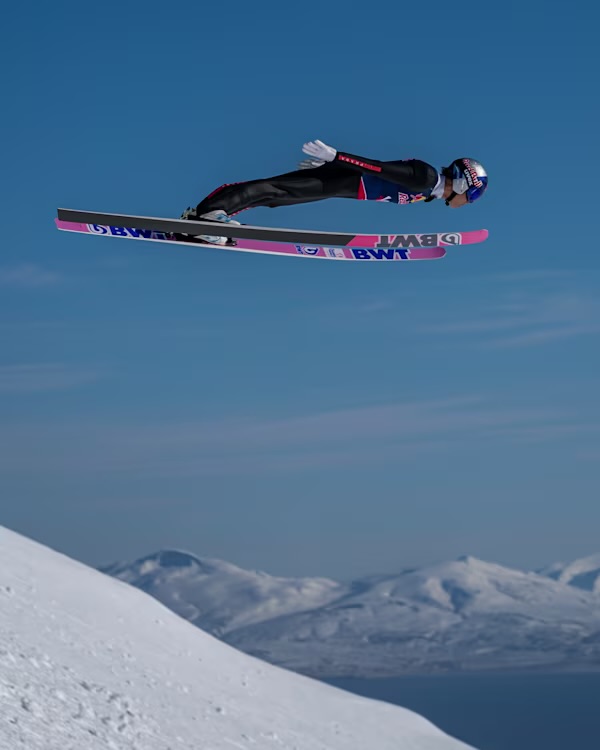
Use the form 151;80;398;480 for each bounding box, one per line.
1;0;599;579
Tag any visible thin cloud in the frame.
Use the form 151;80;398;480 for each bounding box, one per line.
0;364;102;393
578;447;600;462
420;290;600;348
482;422;600;443
0;264;63;288
487;322;600;349
0;396;592;478
481;270;578;284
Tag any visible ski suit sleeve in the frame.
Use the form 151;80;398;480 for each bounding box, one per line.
332;152;439;192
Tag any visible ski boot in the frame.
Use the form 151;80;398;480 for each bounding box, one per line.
180;207;240;246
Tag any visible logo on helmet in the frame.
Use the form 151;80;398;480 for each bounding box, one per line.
462;159;483;189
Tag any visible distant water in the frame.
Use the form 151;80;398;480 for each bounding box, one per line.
324;672;600;750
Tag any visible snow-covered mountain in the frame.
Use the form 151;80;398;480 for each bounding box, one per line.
105;550;600;678
538;553;600;593
0;526;474;750
102;550;345;636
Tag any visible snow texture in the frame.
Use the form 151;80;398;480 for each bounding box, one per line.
0;526;475;750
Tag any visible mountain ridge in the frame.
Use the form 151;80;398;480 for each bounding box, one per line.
103;549;600;677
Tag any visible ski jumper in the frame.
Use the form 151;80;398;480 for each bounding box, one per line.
194;152;440;216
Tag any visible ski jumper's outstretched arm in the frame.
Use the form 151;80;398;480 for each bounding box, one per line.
301;140;439;193
331;151;438;193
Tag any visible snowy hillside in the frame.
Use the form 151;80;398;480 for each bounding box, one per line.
539;553;600;593
107;551;600;678
0;526;475;750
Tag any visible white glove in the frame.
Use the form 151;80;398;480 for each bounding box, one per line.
302;139;337;163
298;157;326;170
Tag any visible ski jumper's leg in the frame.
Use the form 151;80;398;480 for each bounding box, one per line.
195;164;360;216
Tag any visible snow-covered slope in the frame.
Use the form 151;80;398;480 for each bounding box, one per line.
0;526;475;750
102;550;345;636
539;553;600;593
107;551;600;678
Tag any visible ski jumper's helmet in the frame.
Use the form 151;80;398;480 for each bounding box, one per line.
443;158;488;206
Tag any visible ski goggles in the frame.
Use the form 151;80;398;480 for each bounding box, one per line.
465;179;488;203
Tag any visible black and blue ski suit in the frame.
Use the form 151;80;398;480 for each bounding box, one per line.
194;152;440;217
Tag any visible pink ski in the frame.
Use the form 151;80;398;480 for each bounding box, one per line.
55;219;448;261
